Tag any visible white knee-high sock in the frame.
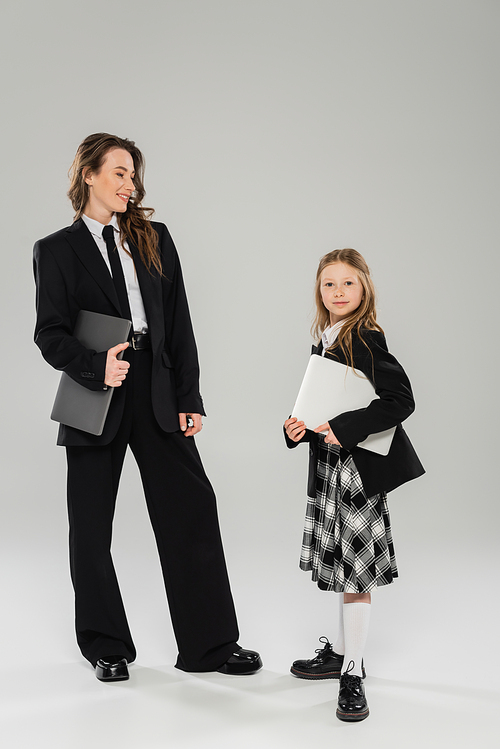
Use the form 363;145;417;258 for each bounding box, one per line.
342;602;371;677
333;594;345;655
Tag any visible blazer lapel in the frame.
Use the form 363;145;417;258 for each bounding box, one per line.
311;341;323;356
65;219;122;316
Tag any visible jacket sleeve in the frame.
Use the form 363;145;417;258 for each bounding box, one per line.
328;331;415;450
33;239;108;390
159;224;205;415
283;425;314;450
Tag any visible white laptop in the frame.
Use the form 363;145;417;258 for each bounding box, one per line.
291;354;396;455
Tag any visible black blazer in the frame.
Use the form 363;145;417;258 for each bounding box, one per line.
285;329;425;497
33;219;205;447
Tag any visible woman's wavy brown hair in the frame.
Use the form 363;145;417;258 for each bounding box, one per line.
68;133;161;274
311;248;384;371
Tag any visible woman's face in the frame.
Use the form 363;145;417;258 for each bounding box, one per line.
320;262;364;325
84;148;135;223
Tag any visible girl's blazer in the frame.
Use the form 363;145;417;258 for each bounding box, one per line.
33;219;205;447
285;329;425;497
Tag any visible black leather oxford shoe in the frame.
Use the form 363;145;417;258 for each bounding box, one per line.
217;648;262;675
336;666;369;722
291;637;366;680
95;655;129;682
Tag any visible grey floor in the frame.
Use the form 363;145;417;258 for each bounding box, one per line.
2;541;498;749
2;661;496;749
2;443;498;748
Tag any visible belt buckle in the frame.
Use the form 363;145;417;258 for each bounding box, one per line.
131;334;138;350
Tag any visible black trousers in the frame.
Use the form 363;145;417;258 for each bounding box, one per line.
65;348;239;670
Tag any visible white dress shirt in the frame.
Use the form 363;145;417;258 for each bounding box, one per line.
82;213;148;333
321;320;345;355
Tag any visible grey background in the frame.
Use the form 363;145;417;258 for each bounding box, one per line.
1;1;498;746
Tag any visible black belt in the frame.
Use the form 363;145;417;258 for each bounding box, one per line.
130;332;151;350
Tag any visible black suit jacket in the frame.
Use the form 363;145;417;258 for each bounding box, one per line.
33;219;205;447
285;329;425;497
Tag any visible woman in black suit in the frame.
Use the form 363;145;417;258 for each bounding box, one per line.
33;133;261;681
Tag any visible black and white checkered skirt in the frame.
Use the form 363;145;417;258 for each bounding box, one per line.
300;439;398;593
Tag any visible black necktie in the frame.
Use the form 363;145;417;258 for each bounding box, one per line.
102;225;132;322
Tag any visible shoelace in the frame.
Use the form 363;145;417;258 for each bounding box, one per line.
314;636;333;654
306;636;334;663
339;660;363;694
343;659;355;676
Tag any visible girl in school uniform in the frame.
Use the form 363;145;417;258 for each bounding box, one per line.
284;248;424;722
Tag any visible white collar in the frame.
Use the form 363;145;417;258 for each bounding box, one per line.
82;213;119;239
322;320;345;351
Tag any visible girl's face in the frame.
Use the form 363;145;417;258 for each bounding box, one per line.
83;148;136;223
320;262;364;325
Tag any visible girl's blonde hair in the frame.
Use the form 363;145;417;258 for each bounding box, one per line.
311;248;383;370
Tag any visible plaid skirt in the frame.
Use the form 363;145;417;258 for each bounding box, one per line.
300;440;398;593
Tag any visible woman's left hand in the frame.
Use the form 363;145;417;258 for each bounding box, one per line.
179;413;202;437
314;423;341;446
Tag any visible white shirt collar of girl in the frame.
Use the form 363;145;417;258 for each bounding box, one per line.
321;320;345;353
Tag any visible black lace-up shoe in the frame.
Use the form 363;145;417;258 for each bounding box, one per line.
336;661;369;722
290;637;366;680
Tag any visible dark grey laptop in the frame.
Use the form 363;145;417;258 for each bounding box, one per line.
51;311;131;435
